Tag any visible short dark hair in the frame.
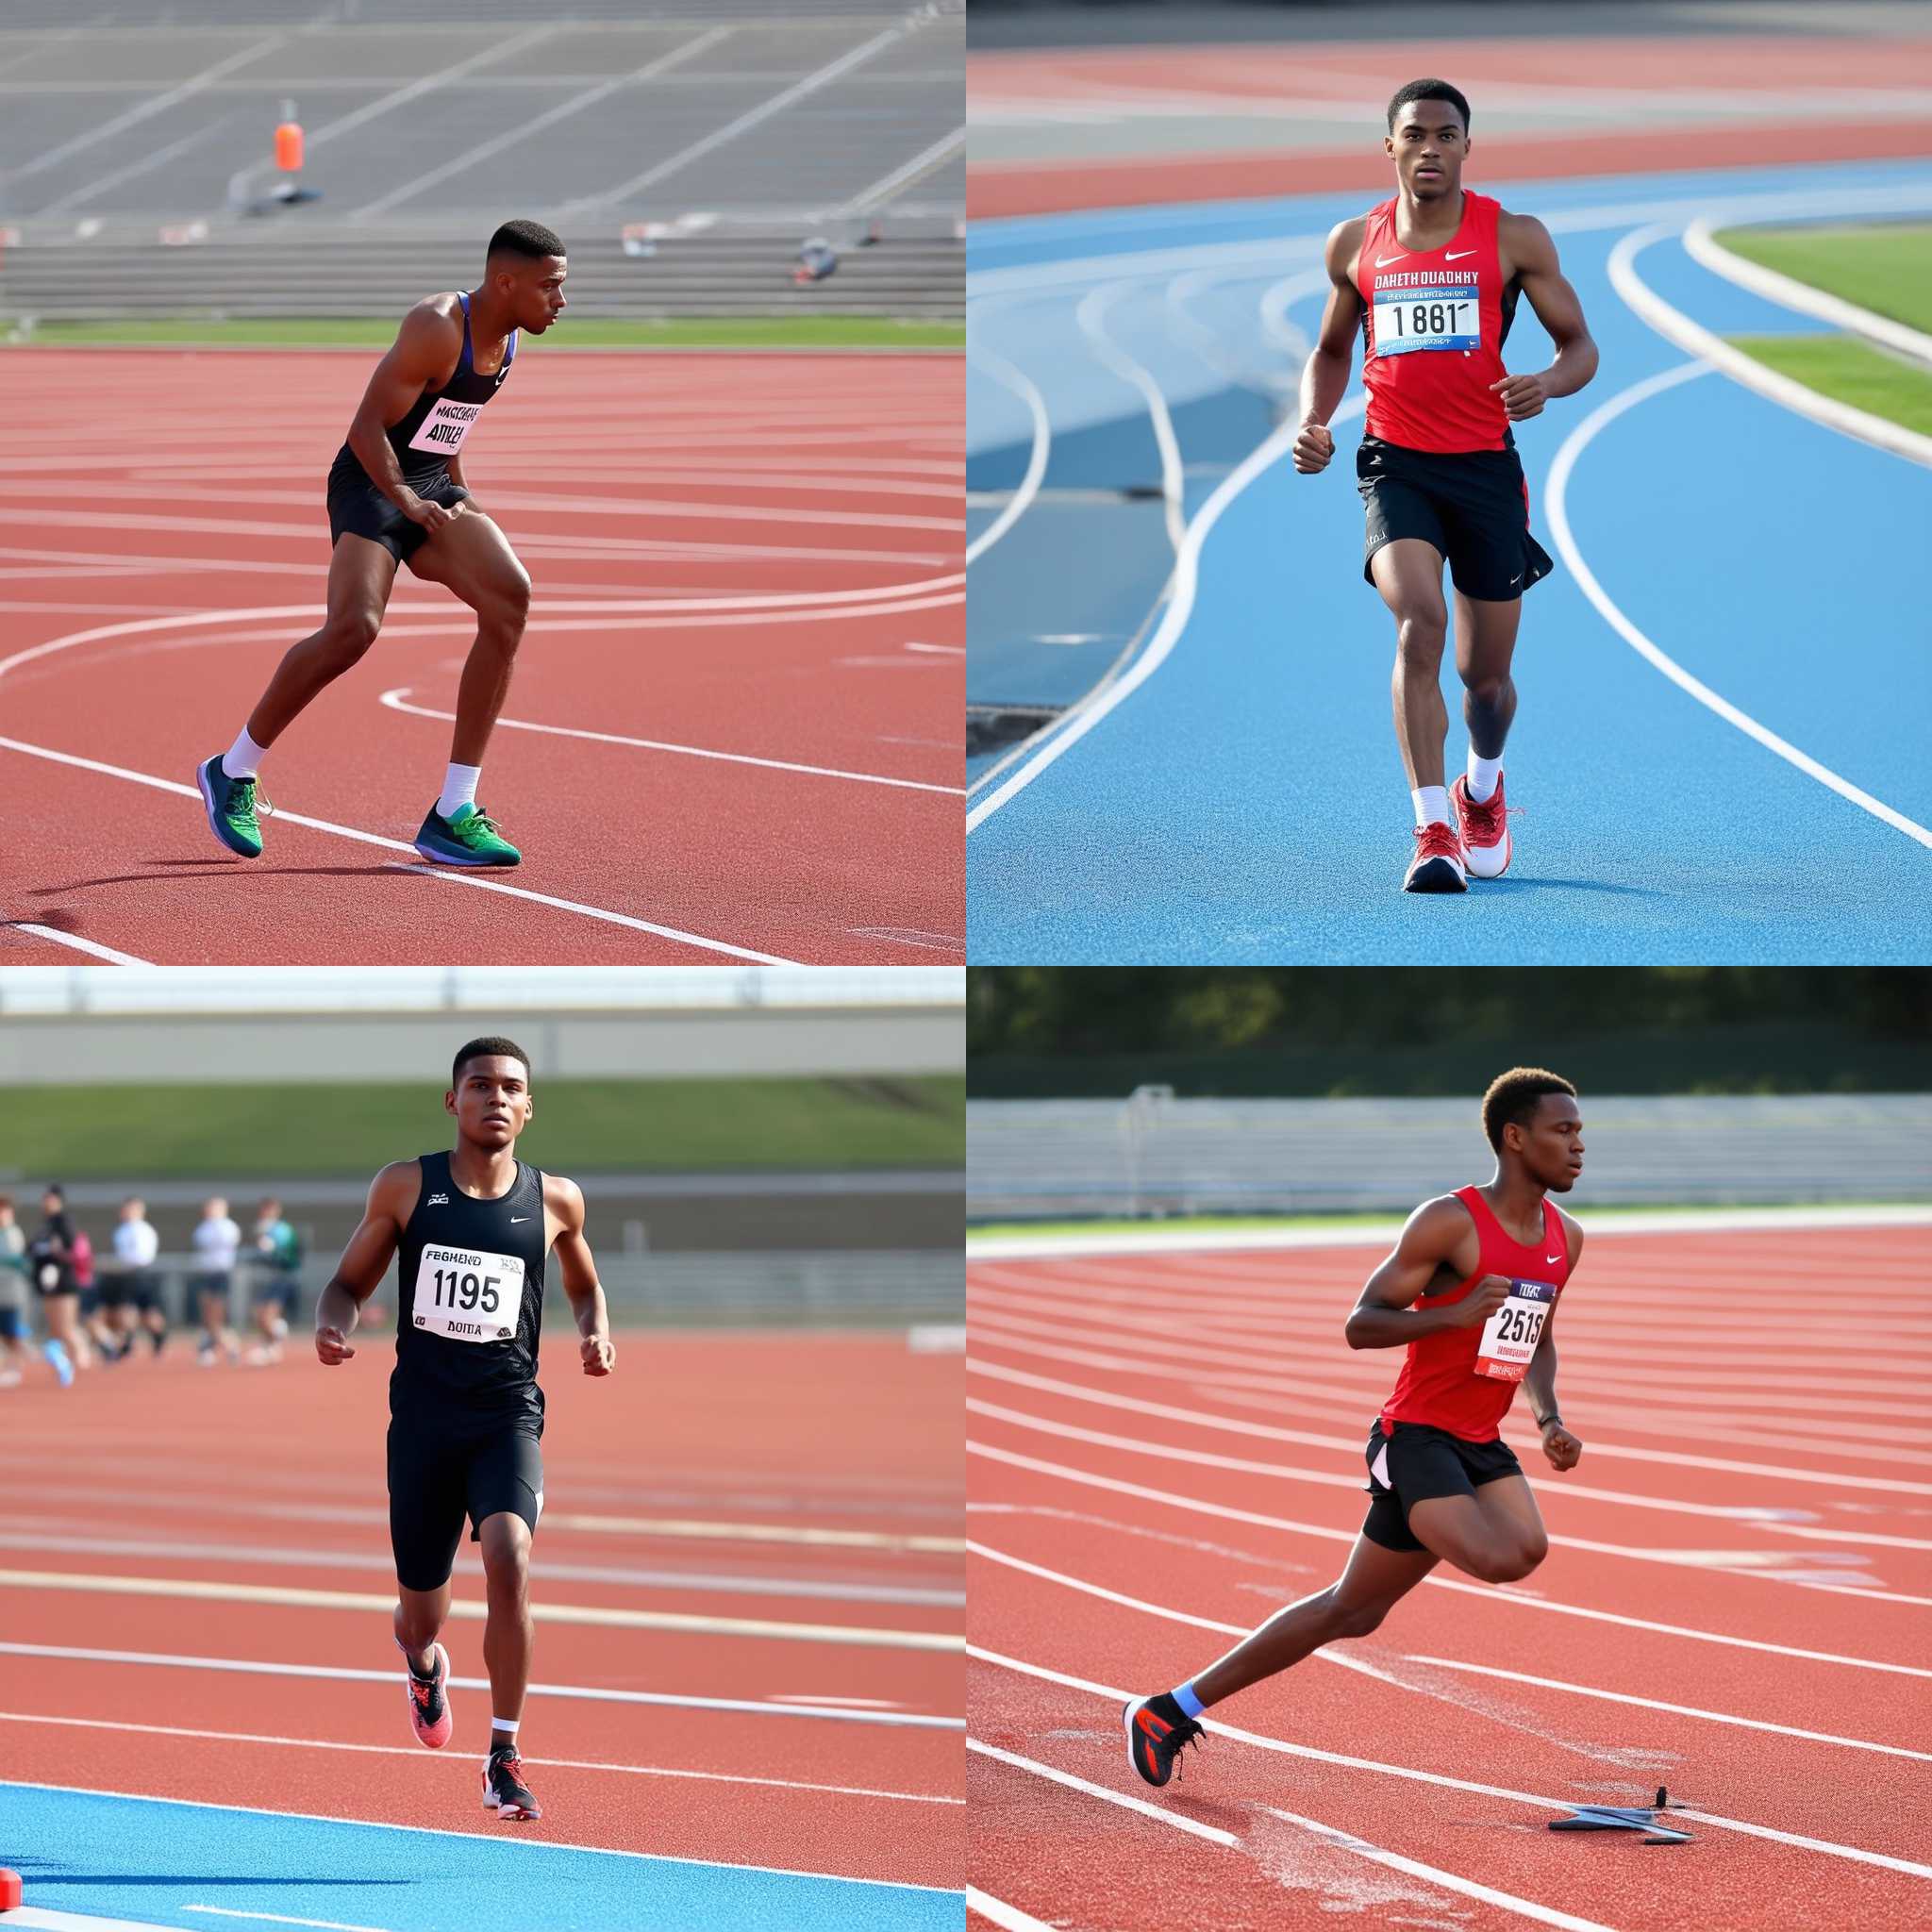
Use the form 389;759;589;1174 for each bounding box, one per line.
1388;78;1471;135
1482;1067;1576;1152
488;219;565;262
452;1036;531;1091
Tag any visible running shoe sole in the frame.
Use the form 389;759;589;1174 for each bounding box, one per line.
412;837;518;868
406;1641;453;1749
481;1767;541;1819
196;757;261;858
1403;856;1467;893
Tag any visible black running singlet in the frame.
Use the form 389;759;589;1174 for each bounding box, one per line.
391;1150;546;1420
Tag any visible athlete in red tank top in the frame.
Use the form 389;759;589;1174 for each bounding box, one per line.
1121;1068;1588;1792
1291;80;1599;897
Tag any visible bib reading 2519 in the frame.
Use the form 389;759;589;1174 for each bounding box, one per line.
1474;1277;1555;1383
1372;280;1480;357
413;1241;522;1343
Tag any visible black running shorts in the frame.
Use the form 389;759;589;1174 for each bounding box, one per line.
387;1410;544;1592
327;449;469;565
1362;1418;1523;1554
1357;435;1554;603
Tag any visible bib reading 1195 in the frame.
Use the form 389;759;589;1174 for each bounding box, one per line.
414;1241;522;1343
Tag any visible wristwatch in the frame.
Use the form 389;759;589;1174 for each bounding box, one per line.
1533;1411;1561;1431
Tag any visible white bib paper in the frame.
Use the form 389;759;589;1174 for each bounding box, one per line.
412;1241;522;1344
1474;1277;1555;1383
408;396;484;455
1372;281;1479;358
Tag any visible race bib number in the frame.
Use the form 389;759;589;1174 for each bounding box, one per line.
408;397;483;455
413;1243;521;1344
1474;1278;1555;1383
1372;282;1479;358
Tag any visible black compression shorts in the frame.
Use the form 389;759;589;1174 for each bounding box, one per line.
1361;1418;1523;1553
1357;436;1554;603
326;449;469;566
387;1410;543;1592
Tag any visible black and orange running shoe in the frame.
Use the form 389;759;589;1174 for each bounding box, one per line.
1124;1692;1203;1788
482;1746;542;1821
400;1641;452;1750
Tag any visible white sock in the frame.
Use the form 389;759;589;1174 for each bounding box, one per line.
221;728;268;781
1411;785;1450;828
1466;751;1504;804
437;763;481;819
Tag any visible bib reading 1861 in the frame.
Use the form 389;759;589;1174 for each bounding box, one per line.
1372;280;1480;357
413;1241;523;1343
1474;1277;1556;1383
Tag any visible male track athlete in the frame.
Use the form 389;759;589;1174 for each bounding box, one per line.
1124;1067;1585;1788
198;220;568;870
1293;82;1598;892
315;1036;615;1822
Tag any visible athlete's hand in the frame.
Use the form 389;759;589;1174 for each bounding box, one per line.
1490;372;1548;421
1291;419;1335;475
1540;1420;1582;1471
1453;1274;1512;1328
580;1333;615;1376
315;1325;355;1365
400;491;463;533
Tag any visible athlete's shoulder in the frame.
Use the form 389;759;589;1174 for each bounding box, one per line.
1403;1191;1477;1244
1553;1202;1585;1260
389;295;464;367
541;1172;584;1218
369;1158;424;1209
1495;208;1558;268
1325;210;1372;274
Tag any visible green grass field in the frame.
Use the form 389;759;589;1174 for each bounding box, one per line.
0;1074;963;1179
1712;223;1932;432
2;315;962;350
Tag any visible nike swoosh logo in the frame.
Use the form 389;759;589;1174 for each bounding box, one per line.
510;1216;531;1224
1375;253;1407;266
1445;249;1476;259
1544;1254;1561;1263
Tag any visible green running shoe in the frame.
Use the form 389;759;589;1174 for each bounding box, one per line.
415;801;521;868
196;753;269;858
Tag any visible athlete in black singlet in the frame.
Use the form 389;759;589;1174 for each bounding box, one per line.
197;219;569;871
315;1034;613;1823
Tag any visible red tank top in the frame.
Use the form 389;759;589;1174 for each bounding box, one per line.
1358;191;1517;454
1378;1186;1572;1443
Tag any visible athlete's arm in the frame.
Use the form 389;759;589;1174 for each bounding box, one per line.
1492;213;1599;422
314;1160;416;1365
1344;1196;1508;1348
545;1175;614;1377
1293;218;1366;475
346;300;468;529
1525;1208;1584;1468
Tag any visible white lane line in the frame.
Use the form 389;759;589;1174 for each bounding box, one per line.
965;332;1051;566
183;1912;389;1932
0;1641;960;1728
351;26;732;219
970;1738;1618;1931
377;689;962;795
562;22;902;210
7;924;152;965
0;1568;958;1650
0;1711;959;1806
1610;221;1932;467
1544;357;1932;853
968;1441;1932;1676
0;1909;193;1932
1074;279;1187;554
971;1648;1932;1881
1401;1657;1932;1763
966;1886;1058;1932
1683;214;1932;364
38;112;240;216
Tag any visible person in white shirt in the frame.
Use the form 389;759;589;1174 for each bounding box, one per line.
192;1196;244;1366
105;1198;167;1361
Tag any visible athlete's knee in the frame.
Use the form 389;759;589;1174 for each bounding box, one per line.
1461;668;1511;708
480;1525;530;1598
1471;1540;1540;1583
478;573;531;640
1325;1592;1391;1640
1394;611;1446;667
319;607;382;667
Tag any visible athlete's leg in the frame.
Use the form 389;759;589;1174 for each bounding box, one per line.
408;513;531;767
243;536;400;748
1407;1489;1542;1583
1186;1534;1439;1708
476;1509;533;1749
1453;591;1522;763
393;1579;452;1674
1470;1473;1549;1571
1371;539;1451;792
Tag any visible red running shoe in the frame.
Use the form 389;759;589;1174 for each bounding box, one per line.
1452;772;1511;878
402;1641;452;1750
1403;818;1467;893
482;1746;542;1820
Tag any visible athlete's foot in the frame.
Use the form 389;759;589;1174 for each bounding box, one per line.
196;754;269;858
42;1341;74;1390
401;1641;453;1749
482;1745;541;1820
1451;773;1512;878
1124;1693;1204;1789
1403;820;1468;893
414;802;521;868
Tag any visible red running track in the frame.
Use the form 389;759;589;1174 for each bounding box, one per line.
0;348;962;964
966;1222;1932;1930
0;1329;962;1890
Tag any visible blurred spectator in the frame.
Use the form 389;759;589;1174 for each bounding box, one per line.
27;1185;86;1384
246;1196;302;1365
192;1195;244;1367
106;1196;169;1361
0;1196;27;1387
